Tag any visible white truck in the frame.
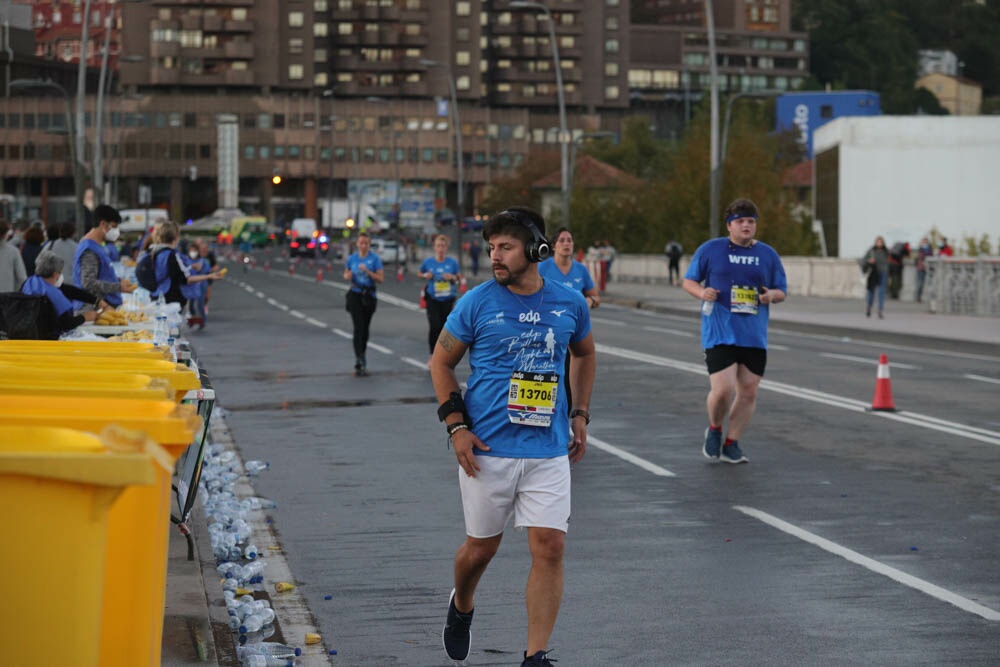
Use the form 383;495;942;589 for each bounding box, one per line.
321;199;379;231
119;208;169;234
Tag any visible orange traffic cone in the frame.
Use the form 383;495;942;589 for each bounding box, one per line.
868;354;897;412
316;268;323;282
263;260;270;272
289;262;295;275
419;288;427;309
459;276;468;294
396;265;404;282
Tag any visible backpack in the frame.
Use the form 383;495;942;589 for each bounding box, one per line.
135;249;169;292
0;292;59;340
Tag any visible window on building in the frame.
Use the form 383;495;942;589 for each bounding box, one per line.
169;112;181;128
243;113;256;129
289;64;304;79
200;144;211;159
456;2;471;16
315;72;329;86
315;22;328;37
179;30;202;47
289;145;301;158
233;8;248;20
258;113;271;129
456;75;470;90
456;51;470;66
456;27;470;41
606;16;618;30
314;48;327;62
184;144;196;160
289;12;304;27
338;22;353;35
290;38;304;54
378;147;390;163
363;147;375;163
314;0;328;10
605;39;619;54
437;148;449;163
184;112;196;128
259;145;270;159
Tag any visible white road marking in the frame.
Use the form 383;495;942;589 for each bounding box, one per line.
289;310;306;319
821;352;920;370
596;343;1000;447
332;328;352;339
591;317;626;327
733;505;1000;622
254;290;265;299
368;342;393;354
965;374;1000;386
768;343;791;351
402;356;429;371
305;317;327;328
587;435;676;477
642;325;696;338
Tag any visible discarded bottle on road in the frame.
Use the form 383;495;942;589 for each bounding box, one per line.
244;542;260;559
237;641;301;658
242;496;278;511
237;651;292;667
244;460;270;476
701;299;714;316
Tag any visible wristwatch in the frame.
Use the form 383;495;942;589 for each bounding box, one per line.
570;409;591;425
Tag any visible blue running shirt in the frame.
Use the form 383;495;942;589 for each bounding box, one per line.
538;258;595;295
419;256;460;301
445;279;591;459
684;238;787;350
346;252;383;294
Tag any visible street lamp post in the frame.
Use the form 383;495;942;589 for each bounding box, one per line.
10;79;86;236
420;58;464;270
511;1;569;227
94;9;113;205
705;0;721;238
76;0;93;202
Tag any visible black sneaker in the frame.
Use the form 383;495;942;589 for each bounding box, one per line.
703;427;722;460
442;589;473;661
522;650;557;666
720;440;749;464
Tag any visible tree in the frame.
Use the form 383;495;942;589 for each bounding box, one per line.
478;152;559;217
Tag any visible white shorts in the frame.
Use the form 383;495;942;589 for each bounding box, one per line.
458;455;571;538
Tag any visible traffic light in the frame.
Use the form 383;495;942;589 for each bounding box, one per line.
271;168;282;185
345;217;355;229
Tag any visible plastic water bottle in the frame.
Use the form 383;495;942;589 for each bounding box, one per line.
237;652;292;667
237;642;301;658
701;299;714;316
244;460;269;476
244;542;260;560
153;315;168;347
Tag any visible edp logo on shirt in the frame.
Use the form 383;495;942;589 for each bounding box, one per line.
518;310;541;324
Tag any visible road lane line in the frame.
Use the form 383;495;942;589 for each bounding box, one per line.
591;317;626;327
289;310;306;319
588;435;676;477
332;328;352;339
368;342;393;354
642;325;696;338
965;374;1000;386
733;505;1000;622
402;357;429;371
305;317;327;328
768;343;791;351
597;343;1000;447
821;352;920;370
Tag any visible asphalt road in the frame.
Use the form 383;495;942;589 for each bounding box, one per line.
190;251;1000;666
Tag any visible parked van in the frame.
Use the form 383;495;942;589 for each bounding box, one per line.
119;209;169;234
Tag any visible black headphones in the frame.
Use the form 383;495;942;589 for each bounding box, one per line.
495;208;552;263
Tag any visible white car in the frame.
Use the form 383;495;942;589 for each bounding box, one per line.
370;238;405;264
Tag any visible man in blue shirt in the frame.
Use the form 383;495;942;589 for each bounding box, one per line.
431;207;595;667
417;234;462;361
683;198;787;464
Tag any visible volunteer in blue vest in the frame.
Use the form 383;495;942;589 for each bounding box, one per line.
73;204;136;308
682;198;787;464
417;234;462;364
22;250;107;333
149;221;224;308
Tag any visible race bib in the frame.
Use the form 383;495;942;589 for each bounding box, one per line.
507;371;559;427
730;284;758;315
433;279;452;298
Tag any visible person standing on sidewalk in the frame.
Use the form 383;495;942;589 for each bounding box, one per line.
915;237;933;303
418;234;462;363
343;231;384;376
862;236;889;318
682;198;787;464
665;239;684;286
431;206;595;667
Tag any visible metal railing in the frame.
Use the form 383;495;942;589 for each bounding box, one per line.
926;257;1000;316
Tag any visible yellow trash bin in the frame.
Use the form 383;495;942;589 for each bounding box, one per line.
0;358;200;402
0;367;173;401
0;426;158;667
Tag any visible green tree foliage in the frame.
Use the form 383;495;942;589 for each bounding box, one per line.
794;0;1000;104
478;151;559;217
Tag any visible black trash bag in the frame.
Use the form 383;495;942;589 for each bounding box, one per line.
0;292;59;340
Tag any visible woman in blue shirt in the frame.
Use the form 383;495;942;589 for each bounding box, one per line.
418;234;462;362
343;232;384;376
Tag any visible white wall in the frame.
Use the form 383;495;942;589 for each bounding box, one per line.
814;117;1000;259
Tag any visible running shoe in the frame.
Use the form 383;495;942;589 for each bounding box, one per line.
703;427;722;460
442;589;473;661
720;440;749;464
522;650;557;666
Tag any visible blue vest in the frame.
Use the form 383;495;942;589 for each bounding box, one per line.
21;275;74;318
73;238;122;307
152;248;174;297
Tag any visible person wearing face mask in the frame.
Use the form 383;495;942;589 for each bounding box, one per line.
181;239;212;328
21;250;105;334
0;219;28;292
73;204;136;308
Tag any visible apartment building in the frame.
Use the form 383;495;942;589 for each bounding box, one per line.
1;0;805;228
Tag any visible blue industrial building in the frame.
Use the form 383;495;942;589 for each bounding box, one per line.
776;91;881;158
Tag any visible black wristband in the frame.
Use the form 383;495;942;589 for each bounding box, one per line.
437;391;467;422
570;409;591;425
446;422;469;436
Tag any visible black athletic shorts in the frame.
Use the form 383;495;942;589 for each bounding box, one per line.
704;345;767;377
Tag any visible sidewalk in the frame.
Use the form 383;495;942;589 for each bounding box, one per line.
601;279;1000;353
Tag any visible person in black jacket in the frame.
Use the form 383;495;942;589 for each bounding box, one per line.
21;250;108;333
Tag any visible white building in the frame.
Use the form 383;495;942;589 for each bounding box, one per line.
813;116;1000;258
